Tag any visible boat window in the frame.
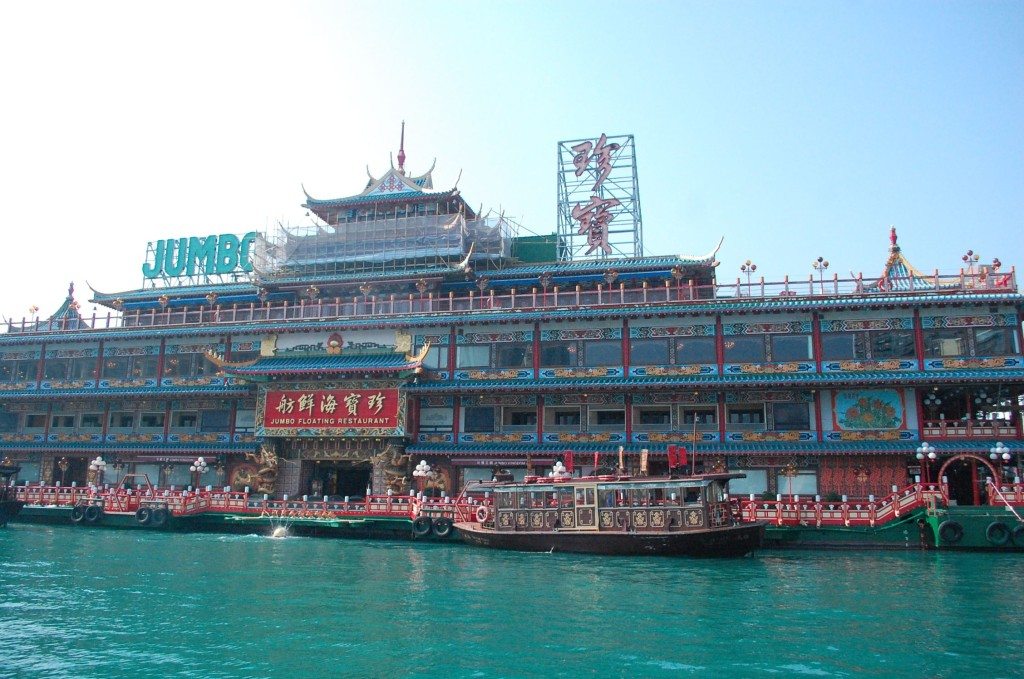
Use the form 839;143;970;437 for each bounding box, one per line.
530;491;545;508
650;488;666;505
516;491;528;509
545;490;558;507
665;491;680;506
575;487;586;505
497;492;514;509
598;489;617;507
630;489;650;506
707;483;726;503
557;488;574;508
585;488;595;505
683;487;701;504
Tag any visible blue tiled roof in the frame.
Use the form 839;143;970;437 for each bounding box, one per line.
225;353;420;376
407;369;1024;393
303;189;456;207
0;385;251;400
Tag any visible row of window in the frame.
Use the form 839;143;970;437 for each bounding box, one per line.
0;351;260;384
0;409;256;434
423;402;813;433
426;327;1018;370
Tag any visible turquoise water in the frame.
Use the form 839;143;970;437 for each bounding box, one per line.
1;525;1022;678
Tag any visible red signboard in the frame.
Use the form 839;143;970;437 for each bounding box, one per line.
263;389;400;430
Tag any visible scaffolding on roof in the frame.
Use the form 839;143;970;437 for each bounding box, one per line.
252;210;518;280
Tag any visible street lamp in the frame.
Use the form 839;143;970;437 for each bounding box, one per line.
740;260;757;296
549;460;569;478
990;442;1011;481
88;456;106;487
812;257;830;294
916;442;937;484
189;456;208;489
412;460;432;495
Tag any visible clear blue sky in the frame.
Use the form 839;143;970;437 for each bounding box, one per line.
0;1;1021;319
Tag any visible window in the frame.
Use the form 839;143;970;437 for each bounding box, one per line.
682;407;717;428
823;330;916;360
727;406;765;426
0;412;18;432
589;409;625;427
131;356;159;378
419;408;453;432
43;360;69;380
140;413;165;429
172;412;198;429
422;346;446;370
676;338;716;364
870;331;915;359
108;412;134;429
230;351;260;364
727;469;768;496
630;339;669;366
539;343;574;367
80;413;103;429
723;336;765;363
463;406;495;433
235;409;256;433
974;328;1017;356
503;409;537;427
25;414;47;429
69;358;95;379
456;345;490;368
636;408;671;426
50;415;75;429
778;470;818;496
772;402;810;431
200;410;231;432
494;344;532;368
548;409;581;428
102;357;130;379
924;329;969;358
771;335;812;361
3;360;38;382
583;340;621;367
821;333;855;360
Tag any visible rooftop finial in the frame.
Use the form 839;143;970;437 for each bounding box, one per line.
397;120;407;175
889;225;898;248
68;282;75;298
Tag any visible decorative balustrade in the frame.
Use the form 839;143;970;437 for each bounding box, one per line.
6;269;1016;335
922;419;1022;439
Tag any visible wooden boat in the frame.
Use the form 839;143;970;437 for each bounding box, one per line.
0;464;24;527
455;473;765;557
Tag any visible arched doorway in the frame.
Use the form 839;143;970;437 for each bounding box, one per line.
936;454;998;506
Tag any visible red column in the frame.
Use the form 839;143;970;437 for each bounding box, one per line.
913;309;926;371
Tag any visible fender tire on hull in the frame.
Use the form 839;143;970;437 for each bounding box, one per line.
938;520;963;545
136;507;152;526
149;508;169;528
412;516;432;538
83;505;102;523
1012;524;1024;547
985;521;1010;547
70;505;86;523
432;517;454;538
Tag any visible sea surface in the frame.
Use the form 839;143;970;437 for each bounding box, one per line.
1;524;1022;679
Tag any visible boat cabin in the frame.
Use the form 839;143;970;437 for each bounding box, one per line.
483;474;741;533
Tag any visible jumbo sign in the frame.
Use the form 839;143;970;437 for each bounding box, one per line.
142;232;258;279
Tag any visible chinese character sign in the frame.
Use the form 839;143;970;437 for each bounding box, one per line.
263;389;400;430
570;132;622;255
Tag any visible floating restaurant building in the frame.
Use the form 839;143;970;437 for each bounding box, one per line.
2;136;1023;507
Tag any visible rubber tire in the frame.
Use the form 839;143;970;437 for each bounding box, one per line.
1012;524;1024;547
412;516;432;538
432;517;454;538
149;508;168;528
70;505;86;523
985;521;1011;546
83;505;102;523
938;520;964;544
136;507;152;526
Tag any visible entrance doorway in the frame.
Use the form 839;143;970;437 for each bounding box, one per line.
308;461;372;500
939;454;997;507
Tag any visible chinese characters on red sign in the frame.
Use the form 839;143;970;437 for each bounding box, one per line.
263;389;400;430
570;133;620;255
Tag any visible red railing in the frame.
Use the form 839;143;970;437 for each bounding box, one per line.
738;481;1024;528
7;269;1016;335
922;419;1022;439
13;485;489;522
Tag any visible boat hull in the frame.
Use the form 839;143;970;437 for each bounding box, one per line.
455;521;765;557
0;500;23;527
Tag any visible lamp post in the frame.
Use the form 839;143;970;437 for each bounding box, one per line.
812;257;829;294
549;460;569;478
916;442;937;484
189;456;208;490
989;441;1011;480
740;260;757;296
88;456;106;487
412;460;432;495
961;249;980;276
57;457;69;487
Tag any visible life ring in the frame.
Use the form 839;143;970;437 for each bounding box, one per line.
938;520;964;544
475;506;490;524
70;505;86;523
412;516;433;537
985;521;1011;546
135;507;152;526
149;508;169;528
1012;524;1024;547
432;517;454;538
83;505;102;523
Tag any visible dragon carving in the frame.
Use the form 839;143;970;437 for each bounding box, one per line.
372;446;411;494
233;443;279;493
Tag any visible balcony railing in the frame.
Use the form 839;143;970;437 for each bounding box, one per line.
922;419;1023;439
5;269;1018;335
